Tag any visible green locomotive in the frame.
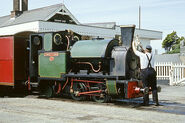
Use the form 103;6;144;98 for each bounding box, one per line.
29;25;148;102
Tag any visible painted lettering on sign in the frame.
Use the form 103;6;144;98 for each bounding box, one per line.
44;52;59;57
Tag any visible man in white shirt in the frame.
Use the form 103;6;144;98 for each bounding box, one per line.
132;41;159;106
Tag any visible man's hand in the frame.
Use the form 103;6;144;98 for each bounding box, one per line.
133;38;145;53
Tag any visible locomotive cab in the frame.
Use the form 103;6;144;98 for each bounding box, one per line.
29;31;81;82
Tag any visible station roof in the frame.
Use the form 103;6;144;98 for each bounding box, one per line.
0;3;162;40
0;4;80;28
155;54;182;63
85;22;163;40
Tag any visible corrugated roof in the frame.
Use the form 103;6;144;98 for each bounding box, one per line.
0;15;10;25
0;4;79;28
83;22;116;29
155;54;182;63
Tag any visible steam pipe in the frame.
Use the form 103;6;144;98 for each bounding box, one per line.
76;62;101;73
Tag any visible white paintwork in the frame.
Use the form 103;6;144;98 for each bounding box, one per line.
56;12;70;16
0;21;40;36
0;21;162;45
155;62;185;85
114;26;162;40
135;28;162;40
139;38;151;49
44;5;80;25
38;21;116;37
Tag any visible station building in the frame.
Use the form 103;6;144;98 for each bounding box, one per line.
0;0;162;49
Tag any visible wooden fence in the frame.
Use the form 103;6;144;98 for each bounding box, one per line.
155;62;185;85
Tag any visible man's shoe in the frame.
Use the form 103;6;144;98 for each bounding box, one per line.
142;103;149;106
155;103;160;106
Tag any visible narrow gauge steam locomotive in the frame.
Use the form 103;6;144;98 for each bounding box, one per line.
28;25;149;102
0;25;148;102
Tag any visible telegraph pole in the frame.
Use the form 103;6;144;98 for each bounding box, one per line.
139;5;141;29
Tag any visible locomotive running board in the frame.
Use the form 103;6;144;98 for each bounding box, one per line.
63;73;123;79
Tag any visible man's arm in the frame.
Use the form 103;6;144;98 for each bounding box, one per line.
132;40;137;53
132;40;143;56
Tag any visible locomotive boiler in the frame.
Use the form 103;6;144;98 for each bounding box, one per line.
27;25;147;102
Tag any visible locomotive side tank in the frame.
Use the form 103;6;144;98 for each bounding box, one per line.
70;39;119;75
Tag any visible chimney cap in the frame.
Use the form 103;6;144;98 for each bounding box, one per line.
11;10;23;18
120;25;136;28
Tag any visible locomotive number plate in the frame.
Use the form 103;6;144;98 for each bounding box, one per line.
44;52;59;57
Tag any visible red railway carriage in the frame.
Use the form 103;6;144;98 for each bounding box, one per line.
0;33;29;88
0;36;14;86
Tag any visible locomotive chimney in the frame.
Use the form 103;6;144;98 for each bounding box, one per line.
11;0;28;18
120;25;135;47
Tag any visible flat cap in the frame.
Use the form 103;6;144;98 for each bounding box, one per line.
146;45;152;50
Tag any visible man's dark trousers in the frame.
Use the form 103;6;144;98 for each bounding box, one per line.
141;69;159;106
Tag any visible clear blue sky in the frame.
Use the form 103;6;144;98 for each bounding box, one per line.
0;0;185;53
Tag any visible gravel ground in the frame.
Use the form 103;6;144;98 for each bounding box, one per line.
0;85;185;123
